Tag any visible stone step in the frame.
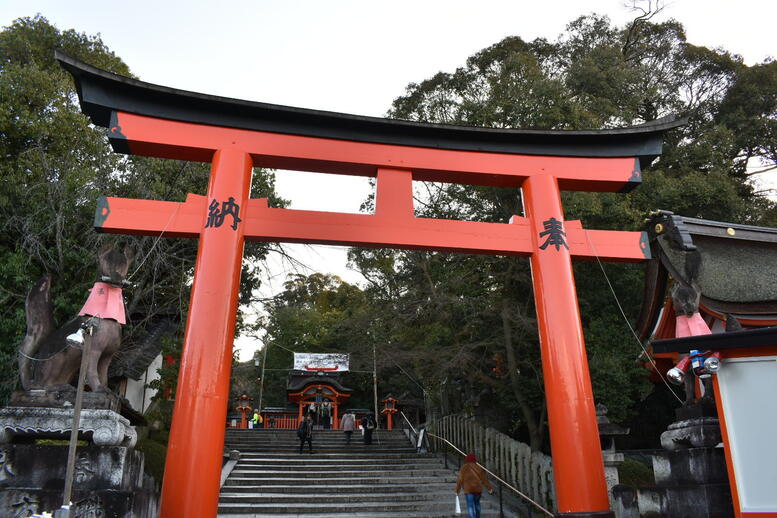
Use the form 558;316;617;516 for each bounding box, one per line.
219;491;455;504
225;439;409;446
225;433;409;439
216;501;477;515
224;434;410;446
227;448;418;455
225;429;408;433
218;512;465;518
219;483;453;494
232;455;442;466
225;444;412;451
224;476;456;486
228;468;453;478
224;430;408;436
235;452;433;460
234;466;442;473
225;442;411;448
225;431;407;436
225;432;408;438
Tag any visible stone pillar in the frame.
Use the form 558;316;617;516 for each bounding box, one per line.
639;400;733;518
0;444;158;517
596;404;629;510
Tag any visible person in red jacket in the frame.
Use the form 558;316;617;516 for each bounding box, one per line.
455;453;494;518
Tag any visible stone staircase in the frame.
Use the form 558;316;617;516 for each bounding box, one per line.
218;428;512;517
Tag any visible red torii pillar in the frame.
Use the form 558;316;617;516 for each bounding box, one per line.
58;52;681;518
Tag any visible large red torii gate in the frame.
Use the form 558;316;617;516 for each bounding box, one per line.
58;52;683;518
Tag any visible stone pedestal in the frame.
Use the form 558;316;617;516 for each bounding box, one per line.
597;404;629;510
0;444;157;517
659;417;721;451
0;390;157;517
611;484;639;518
650;402;732;517
612;402;733;518
0;390;138;447
638;446;733;518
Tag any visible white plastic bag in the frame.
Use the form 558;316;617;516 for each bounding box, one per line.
455;493;462;514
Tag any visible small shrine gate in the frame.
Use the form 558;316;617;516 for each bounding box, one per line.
287;370;353;428
58;51;683;518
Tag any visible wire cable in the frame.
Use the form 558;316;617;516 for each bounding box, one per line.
384;352;427;395
17;316;99;362
126;202;184;281
584;231;684;403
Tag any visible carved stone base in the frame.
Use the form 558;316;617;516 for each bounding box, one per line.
9;388;146;426
634;484;733;518
652;446;729;487
0;407;136;447
10;388;124;413
0;444;157;517
555;512;614;517
660;417;721;451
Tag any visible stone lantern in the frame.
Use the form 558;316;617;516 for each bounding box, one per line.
235;394;254;429
381;395;399;430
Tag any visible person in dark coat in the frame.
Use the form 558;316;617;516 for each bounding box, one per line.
321;400;332;429
297;415;313;453
360;412;376;445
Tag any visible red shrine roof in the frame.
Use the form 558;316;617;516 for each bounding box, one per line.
286;371;353;394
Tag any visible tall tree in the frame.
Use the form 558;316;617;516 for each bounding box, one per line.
350;12;775;450
258;273;380;409
0;16;284;404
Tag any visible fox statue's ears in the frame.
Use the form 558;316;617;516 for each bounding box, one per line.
19;274;55;390
123;245;135;265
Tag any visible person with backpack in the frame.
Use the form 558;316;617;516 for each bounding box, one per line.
252;409;262;430
297;414;314;453
455;453;494;518
321;400;332;429
360;412;376;445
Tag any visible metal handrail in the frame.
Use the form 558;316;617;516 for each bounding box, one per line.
399;411;418;435
428;431;554;517
399;411;427;452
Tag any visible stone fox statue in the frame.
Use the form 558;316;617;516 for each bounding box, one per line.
18;244;134;392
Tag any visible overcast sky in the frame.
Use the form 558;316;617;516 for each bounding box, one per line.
3;0;775;358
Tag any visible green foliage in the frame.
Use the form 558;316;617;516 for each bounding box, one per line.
0;16;129;402
363;12;775;450
136;435;167;483
146;337;181;405
0;16;283;405
257;273;382;409
618;458;655;488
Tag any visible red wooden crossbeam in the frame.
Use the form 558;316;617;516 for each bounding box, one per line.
111;112;642;192
96;166;648;262
97;193;648;262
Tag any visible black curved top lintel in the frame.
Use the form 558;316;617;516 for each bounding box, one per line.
56;51;686;162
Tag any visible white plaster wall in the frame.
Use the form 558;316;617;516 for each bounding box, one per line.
717;355;777;513
124;354;163;414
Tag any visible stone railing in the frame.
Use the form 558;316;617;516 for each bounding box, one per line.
429;414;556;512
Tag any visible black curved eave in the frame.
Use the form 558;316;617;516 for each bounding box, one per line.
56;51;685;163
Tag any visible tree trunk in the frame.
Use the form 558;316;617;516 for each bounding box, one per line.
500;260;543;451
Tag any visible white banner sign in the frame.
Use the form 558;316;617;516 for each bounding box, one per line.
294;353;350;372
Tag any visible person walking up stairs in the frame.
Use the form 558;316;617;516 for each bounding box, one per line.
297;415;313;454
